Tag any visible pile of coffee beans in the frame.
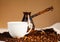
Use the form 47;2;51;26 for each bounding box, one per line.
0;28;59;42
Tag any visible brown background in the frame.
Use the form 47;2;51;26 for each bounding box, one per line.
0;0;60;28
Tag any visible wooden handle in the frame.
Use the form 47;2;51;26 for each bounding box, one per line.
44;6;53;11
31;6;53;18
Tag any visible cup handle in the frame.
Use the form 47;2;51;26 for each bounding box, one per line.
26;23;33;34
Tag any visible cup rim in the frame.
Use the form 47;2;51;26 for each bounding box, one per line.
8;21;27;23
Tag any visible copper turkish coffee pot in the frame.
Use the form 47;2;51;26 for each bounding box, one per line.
22;6;53;31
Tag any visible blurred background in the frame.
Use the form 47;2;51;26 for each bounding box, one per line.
0;0;60;28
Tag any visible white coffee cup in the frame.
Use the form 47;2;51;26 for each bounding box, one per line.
8;22;32;38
